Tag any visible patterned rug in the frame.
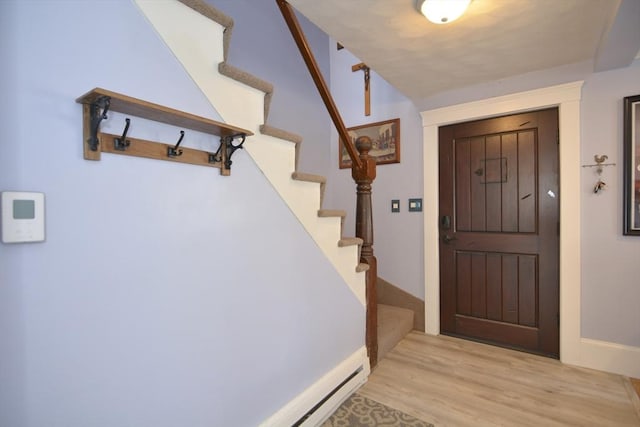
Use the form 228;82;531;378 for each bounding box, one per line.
321;393;433;427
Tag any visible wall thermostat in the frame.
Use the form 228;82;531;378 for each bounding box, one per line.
1;191;46;243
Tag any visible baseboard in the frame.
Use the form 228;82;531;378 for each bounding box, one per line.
572;338;640;378
377;277;425;332
260;346;369;427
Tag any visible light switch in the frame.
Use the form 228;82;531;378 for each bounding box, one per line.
391;199;400;213
408;198;422;212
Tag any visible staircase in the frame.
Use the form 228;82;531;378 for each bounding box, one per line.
131;0;417;422
133;0;369;307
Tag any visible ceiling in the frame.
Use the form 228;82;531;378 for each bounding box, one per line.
288;0;640;104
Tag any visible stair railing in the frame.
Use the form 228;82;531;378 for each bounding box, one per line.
276;0;378;368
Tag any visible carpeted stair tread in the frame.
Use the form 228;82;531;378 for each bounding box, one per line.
291;171;326;184
356;263;370;273
260;124;303;144
260;124;303;169
218;62;273;94
218;63;274;121
178;0;233;60
318;209;347;218
338;237;363;247
377;304;414;362
179;0;233;33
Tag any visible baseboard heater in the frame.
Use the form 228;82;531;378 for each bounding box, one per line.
292;366;364;427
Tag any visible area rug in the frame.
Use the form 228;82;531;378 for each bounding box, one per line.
321;393;433;427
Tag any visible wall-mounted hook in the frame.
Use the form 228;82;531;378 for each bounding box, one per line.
582;154;616;175
88;96;111;151
114;118;131;151
594;154;608;175
582;154;616;194
167;131;185;158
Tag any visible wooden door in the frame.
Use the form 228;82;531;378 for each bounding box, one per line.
439;108;559;358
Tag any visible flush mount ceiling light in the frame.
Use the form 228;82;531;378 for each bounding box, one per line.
417;0;471;24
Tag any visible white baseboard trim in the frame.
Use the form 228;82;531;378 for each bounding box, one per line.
260;346;370;427
572;338;640;378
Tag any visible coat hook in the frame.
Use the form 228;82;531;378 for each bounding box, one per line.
114;118;131;151
167;131;185;158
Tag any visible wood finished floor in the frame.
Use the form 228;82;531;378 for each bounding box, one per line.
359;332;640;426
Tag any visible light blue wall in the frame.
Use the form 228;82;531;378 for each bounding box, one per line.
213;0;333;177
0;1;363;426
327;47;425;299
411;58;640;347
325;36;640;347
580;59;640;347
211;1;427;300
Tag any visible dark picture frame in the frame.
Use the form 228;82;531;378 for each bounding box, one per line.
339;118;400;169
623;94;640;235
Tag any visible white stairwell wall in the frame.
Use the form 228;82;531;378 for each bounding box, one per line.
134;0;367;307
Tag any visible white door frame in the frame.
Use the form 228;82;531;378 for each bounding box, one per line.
421;81;583;365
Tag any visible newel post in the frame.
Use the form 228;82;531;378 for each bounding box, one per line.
352;136;378;368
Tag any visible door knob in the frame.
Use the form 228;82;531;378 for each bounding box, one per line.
443;234;457;244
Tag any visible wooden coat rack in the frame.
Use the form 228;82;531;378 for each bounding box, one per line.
76;88;252;176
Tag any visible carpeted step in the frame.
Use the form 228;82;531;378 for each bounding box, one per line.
377;304;414;362
260;124;303;168
355;263;370;273
318;209;346;233
292;171;327;206
338;237;363;247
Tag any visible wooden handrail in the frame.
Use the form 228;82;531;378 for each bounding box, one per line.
276;0;378;368
275;0;362;170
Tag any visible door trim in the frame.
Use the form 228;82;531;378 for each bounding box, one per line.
421;81;583;365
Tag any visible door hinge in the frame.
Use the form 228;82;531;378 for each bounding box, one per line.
557;313;560;327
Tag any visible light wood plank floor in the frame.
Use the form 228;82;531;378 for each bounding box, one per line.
359;332;640;426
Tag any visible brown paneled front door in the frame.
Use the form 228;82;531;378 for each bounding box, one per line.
438;108;559;358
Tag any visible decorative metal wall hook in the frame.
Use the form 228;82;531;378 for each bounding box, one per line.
582;153;616;175
114;118;131;151
209;133;246;169
167;131;185;157
223;133;246;170
594;154;608;174
88;96;111;151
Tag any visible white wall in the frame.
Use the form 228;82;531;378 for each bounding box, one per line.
580;59;640;347
0;1;363;426
328;47;425;299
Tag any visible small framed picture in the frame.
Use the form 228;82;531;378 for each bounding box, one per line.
623;94;640;235
339;118;400;169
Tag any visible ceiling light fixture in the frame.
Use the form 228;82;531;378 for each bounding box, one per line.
417;0;471;24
